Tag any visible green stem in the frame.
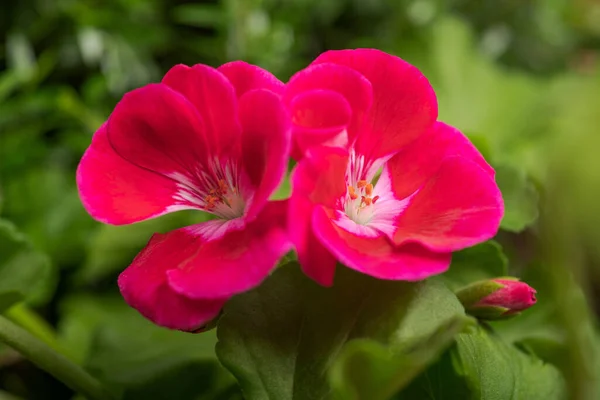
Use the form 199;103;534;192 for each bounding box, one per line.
4;304;64;354
0;315;114;400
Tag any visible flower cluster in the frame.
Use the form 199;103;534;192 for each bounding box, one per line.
77;49;505;331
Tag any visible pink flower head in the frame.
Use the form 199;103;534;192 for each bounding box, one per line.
76;62;292;331
476;278;538;315
456;277;537;320
285;49;504;285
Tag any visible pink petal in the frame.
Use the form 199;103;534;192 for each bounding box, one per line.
107;83;209;177
288;192;338;287
312;205;451;280
387;122;495;199
118;233;227;331
288;146;350;286
167;201;292;299
238;89;291;220
162;64;241;157
76;124;182;225
392;157;504;252
218;61;284;97
290;89;351;158
313;49;437;159
291;145;348;207
284;62;373;146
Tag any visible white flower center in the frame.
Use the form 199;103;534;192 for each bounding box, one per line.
344;179;379;225
169;158;250;220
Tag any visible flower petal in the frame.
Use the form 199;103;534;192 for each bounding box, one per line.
289;193;338;287
107;83;209;176
238;89;291;220
162;64;241;157
218;61;284;97
118;233;227;331
288;146;350;286
291;145;349;207
313;49;437;159
290;89;351;159
167;201;291;299
386;121;495;199
284;62;373;147
312;205;451;280
285;63;373;117
392;157;504;252
76;124;183;225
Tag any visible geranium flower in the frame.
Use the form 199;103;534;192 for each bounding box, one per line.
285;49;504;286
77;62;291;331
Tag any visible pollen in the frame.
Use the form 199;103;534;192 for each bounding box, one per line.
218;179;228;194
204;194;219;209
346;178;378;220
348;185;359;200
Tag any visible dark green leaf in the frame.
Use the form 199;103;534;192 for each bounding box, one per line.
452;326;567;399
216;263;468;400
122;360;241;400
57;294;220;383
330;317;471;400
396;350;470;400
0;219;54;311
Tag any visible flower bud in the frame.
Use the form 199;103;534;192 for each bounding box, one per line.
456;277;537;320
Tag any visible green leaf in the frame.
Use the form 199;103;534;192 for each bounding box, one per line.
122;361;241;400
216;263;469;400
0;219;54;311
330;317;470;400
442;241;508;291
395;350;470;399
58;294;238;399
57;294;216;383
495;164;539;232
452;326;567;400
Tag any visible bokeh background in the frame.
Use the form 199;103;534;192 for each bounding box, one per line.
2;0;600;399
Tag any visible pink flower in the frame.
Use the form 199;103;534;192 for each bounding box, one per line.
456;278;537;319
285;49;504;286
475;278;537;315
76;62;291;331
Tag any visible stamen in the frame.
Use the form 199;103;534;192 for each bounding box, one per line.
364;197;372;206
204;194;219;210
348;185;358;200
365;183;373;196
372;195;380;204
357;180;367;188
218;179;228;194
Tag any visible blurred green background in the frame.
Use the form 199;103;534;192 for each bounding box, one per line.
2;0;600;399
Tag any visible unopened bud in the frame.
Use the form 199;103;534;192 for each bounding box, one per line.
456;277;537;320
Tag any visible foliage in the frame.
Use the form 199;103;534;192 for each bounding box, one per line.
2;0;600;399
